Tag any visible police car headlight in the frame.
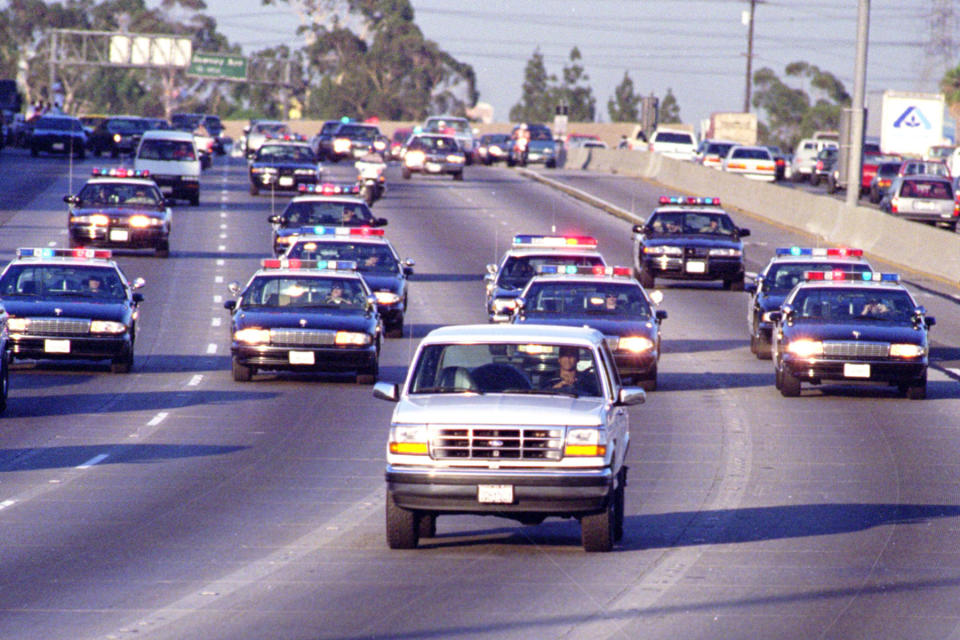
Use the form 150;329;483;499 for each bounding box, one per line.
786;339;823;358
7;317;28;332
492;298;516;313
374;291;401;305
335;331;371;346
113;133;121;143
129;215;159;228
565;428;607;457
709;248;742;257
618;336;654;353
890;343;925;358
294;169;316;175
234;328;271;344
389;424;429;455
447;154;466;164
643;246;682;256
90;320;127;334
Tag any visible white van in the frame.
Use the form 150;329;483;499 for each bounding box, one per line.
134;130;201;206
647;128;698;161
790;137;837;184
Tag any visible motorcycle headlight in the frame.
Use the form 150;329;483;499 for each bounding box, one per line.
786;339;823;358
90;320;127;334
234;327;271;344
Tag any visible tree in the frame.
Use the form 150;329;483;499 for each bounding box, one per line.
940;63;960;122
556;46;594;122
509;48;554;122
659;88;680;124
607;71;639;122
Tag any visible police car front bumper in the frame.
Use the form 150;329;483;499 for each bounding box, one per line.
70;224;167;249
9;333;132;362
232;343;377;373
642;256;744;282
782;355;927;386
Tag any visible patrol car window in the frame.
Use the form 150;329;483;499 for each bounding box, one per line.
0;266;125;300
498;255;604;289
791;288;915;322
137;139;196;161
526;283;651;316
78;183;162;206
35;117;83;132
256;145;316;163
648;212;735;235
242;276;366;309
281;201;374;226
337;125;377;139
410;343;601;397
254;123;289;136
287;242;398;274
765;263;872;292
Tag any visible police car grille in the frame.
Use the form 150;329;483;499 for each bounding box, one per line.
269;328;335;346
431;427;564;460
685;247;709;258
823;341;890;359
24;318;91;336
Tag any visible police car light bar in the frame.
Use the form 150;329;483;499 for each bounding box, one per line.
305;226;384;237
92;167;150;178
512;235;598;249
261;258;358;271
775;246;864;258
17;247;112;259
658;196;720;206
804;270;899;282
298;183;361;195
536;265;632;277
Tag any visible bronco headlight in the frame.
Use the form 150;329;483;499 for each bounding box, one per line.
890;343;925;358
565;428;607;457
644;246;682;256
234;327;271;344
709;248;742;257
374;291;401;305
618;336;654;353
90;320;127;334
786;339;823;358
389;424;429;455
335;331;372;346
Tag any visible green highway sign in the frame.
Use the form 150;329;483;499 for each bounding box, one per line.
188;53;247;80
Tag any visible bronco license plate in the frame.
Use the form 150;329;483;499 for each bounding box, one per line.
478;484;514;504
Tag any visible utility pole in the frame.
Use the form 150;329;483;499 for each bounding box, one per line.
845;0;869;209
743;0;758;113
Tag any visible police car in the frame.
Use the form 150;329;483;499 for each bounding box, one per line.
0;248;145;373
65;168;172;257
485;235;606;322
269;186;387;255
248;141;321;196
282;227;414;338
633;196;750;290
770;271;933;399
224;259;381;383
512;265;667;390
746;247;872;359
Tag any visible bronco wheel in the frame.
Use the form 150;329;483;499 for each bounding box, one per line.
386;492;419;549
581;499;615;552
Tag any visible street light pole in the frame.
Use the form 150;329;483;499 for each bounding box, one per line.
743;0;758;113
845;0;870;208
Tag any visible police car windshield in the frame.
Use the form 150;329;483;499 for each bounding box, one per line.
242;276;366;309
286;242;399;274
410;343;601;397
765;263;872;292
257;145;316;163
0;265;125;300
526;282;651;317
499;255;604;289
791;288;916;322
281;201;374;227
648;211;736;236
78;183;162;207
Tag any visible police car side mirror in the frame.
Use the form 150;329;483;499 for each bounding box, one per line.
924;316;936;328
63;194;78;205
617;387;646;406
132;293;144;304
373;381;399;402
366;295;378;313
268;215;281;224
223;300;236;311
738;228;751;238
486;263;498;275
768;310;783;324
374;218;388;227
632;224;644;234
655;309;668;321
744;282;757;295
402;258;415;276
163;198;175;207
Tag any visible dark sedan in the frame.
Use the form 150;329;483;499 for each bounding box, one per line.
0;248;145;373
249;142;321;195
28;115;87;159
224;260;381;383
87;116;147;157
771;272;933;399
633;197;750;290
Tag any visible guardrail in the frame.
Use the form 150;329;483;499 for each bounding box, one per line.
564;147;960;285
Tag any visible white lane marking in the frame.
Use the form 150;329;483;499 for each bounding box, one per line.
213;294;223;303
947;368;960;378
220;223;227;230
216;259;225;266
219;233;227;239
211;317;222;327
48;240;57;246
218;245;226;251
76;453;109;469
0;499;17;511
147;412;169;427
188;375;203;387
215;275;223;283
220;212;227;219
206;343;218;354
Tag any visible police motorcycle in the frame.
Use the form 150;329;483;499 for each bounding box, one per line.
355;156;387;206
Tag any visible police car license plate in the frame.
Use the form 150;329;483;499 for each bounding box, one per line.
52;142;64;151
45;339;70;354
844;363;870;378
288;350;315;365
685;260;706;274
109;229;129;242
478;484;513;504
279;177;294;187
425;162;443;173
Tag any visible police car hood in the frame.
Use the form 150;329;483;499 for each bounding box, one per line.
517;313;655;337
1;298;127;322
788;321;925;344
235;308;371;331
73;205;163;217
758;292;789;311
360;273;402;294
645;234;742;249
396;394;604;427
251;159;317;171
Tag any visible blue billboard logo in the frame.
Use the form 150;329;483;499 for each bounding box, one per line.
893;106;931;130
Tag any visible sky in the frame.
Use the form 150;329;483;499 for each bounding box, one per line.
202;0;958;128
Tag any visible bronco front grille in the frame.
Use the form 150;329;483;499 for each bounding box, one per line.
823;341;890;359
431;426;564;460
